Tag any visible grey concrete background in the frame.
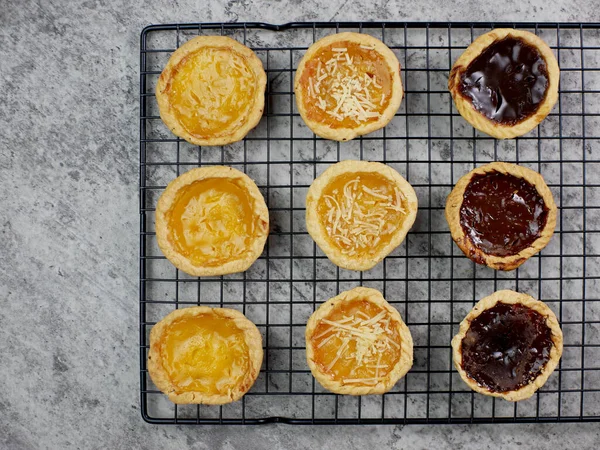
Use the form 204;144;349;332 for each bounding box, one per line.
1;1;600;449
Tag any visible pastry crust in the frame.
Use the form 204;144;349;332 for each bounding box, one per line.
305;287;413;395
294;32;403;141
147;306;263;404
155;166;269;276
445;162;556;271
448;29;559;139
156;36;266;146
306;160;418;271
451;290;563;401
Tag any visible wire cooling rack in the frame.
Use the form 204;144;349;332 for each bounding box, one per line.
139;22;600;424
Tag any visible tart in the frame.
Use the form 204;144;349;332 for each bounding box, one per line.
147;306;263;404
156;36;267;146
305;287;413;395
155;166;269;276
306;160;417;271
445;162;556;271
294;32;403;141
448;29;559;139
452;290;563;401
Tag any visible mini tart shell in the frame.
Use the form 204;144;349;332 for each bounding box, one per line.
305;287;413;395
306;160;418;271
155;166;269;276
147;306;263;405
445;162;557;271
451;290;563;402
294;32;403;142
448;29;559;139
156;36;267;146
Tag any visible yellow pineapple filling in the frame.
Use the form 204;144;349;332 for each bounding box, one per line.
317;172;407;258
311;299;402;384
167;47;257;138
299;41;392;128
168;178;258;267
161;314;250;395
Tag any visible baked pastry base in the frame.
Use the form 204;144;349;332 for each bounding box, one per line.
445;161;557;271
155;166;269;276
448;29;559;139
294;32;403;141
451;290;563;401
306;160;418;271
147;306;263;405
156;35;266;146
305;286;413;395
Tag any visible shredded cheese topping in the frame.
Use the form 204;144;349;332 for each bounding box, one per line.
169;178;256;266
169;47;256;137
180;195;247;260
312;301;401;385
321;173;407;258
305;43;388;124
163;315;250;395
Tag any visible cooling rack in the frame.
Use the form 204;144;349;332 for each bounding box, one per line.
139;22;600;424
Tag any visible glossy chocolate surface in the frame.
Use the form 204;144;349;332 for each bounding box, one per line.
461;302;553;393
459;171;548;257
459;37;548;125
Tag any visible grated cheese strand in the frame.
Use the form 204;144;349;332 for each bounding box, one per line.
317;333;336;349
326;337;350;371
342;377;384;384
362;185;390;200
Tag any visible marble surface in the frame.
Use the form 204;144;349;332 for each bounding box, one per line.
2;1;600;449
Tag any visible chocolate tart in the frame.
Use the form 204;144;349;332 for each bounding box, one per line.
448;29;559;139
156;36;267;146
294;32;403;142
452;290;563;401
445;162;556;271
305;287;413;395
147;306;263;404
155;166;269;276
306;160;418;271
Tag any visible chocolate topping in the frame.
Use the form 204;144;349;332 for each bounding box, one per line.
459;37;549;125
461;302;553;393
459;171;548;257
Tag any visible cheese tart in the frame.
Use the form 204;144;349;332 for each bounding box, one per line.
155;166;269;276
294;32;403;141
448;29;559;139
452;290;563;401
156;36;266;146
306;287;413;395
306;160;417;271
148;306;263;404
445;162;556;271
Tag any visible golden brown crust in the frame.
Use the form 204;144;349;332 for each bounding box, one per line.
156;36;266;146
445;162;557;271
448;29;559;139
451;290;563;401
306;160;418;271
155;166;269;276
147;306;263;405
305;287;413;395
294;32;403;141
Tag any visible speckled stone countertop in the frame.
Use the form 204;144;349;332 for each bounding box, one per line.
2;1;600;449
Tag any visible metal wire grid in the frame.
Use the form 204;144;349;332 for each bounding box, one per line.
139;22;600;424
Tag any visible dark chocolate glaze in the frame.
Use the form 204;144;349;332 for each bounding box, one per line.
461;302;553;393
459;37;548;125
460;171;548;257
